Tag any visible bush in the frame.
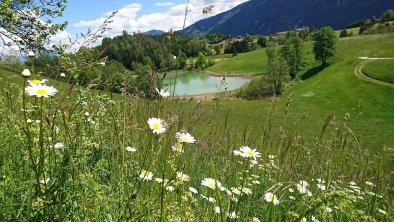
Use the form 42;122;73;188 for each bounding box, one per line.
257;36;268;48
339;30;348;38
238;77;272;99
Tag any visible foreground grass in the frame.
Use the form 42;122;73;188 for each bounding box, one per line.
362;60;394;83
0;34;393;221
0;76;391;221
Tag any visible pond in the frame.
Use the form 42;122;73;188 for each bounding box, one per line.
163;71;250;96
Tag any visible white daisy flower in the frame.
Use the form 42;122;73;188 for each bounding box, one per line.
148;118;166;134
365;181;375;186
311;215;320;222
214;206;221;214
289;196;296;200
219;186;227;191
242;187;252;195
53;142;65;149
188;187;198;194
60;73;66;77
252;180;261;184
154;178;169;185
39;178;50;184
231;196;239;202
155;88;170;98
317;183;326;191
28;79;48;86
166;186;174;192
125;146;137;152
208;197;216;203
239;146;261;159
139;170;153;181
326;207;333;213
231;187;241;195
28;51;35;57
252;217;261;222
233;150;242;156
378;209;387;215
26;84;57;98
264;192;279;205
171;143;184;153
201;178;221;190
21;68;31;77
297;180;309;194
227;211;238;219
176;172;190;182
176;132;196;143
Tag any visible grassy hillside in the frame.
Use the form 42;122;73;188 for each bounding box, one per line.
203;34;394;150
362;60;394;83
206;49;269;75
335;27;361;38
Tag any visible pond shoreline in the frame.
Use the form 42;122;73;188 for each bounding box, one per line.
160;70;253;79
172;92;239;102
161;70;251;101
202;70;253;78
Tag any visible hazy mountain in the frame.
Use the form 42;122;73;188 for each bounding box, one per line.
143;30;165;36
183;0;394;36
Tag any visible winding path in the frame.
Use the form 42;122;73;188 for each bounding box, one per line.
355;57;394;88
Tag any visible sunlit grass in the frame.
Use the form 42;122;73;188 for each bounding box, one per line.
0;34;393;221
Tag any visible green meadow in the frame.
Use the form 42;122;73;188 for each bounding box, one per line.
203;34;394;150
362;60;394;83
0;34;393;221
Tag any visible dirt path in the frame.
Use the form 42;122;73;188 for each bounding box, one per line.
354;57;394;88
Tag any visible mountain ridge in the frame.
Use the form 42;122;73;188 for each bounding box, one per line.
183;0;394;36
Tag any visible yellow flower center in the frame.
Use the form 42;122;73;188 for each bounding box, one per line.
181;137;189;142
152;123;161;130
31;80;41;85
36;89;48;95
144;172;150;177
207;183;215;189
247;150;254;156
269;194;274;201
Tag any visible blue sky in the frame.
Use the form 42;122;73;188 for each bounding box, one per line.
63;0;185;27
50;0;249;47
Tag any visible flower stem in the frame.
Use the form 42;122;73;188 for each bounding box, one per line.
38;97;44;177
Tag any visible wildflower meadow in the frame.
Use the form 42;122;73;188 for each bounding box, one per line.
0;1;393;221
0;55;391;221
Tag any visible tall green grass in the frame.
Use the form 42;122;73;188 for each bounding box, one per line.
0;64;391;221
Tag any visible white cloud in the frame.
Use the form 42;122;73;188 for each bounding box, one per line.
0;28;21;55
49;30;72;45
155;2;176;7
73;0;250;37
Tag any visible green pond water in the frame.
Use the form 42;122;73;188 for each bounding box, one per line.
163;71;250;96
